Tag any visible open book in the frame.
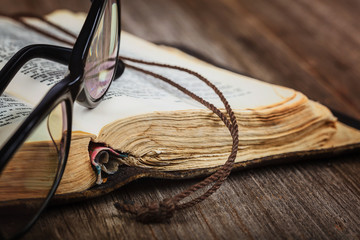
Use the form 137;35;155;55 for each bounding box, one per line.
1;11;360;202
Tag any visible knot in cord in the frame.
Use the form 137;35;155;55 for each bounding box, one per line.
115;198;176;223
136;198;176;223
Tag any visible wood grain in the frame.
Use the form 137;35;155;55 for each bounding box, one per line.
1;0;360;239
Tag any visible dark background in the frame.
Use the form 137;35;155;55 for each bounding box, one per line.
2;0;360;239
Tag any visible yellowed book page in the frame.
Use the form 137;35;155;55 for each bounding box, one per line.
56;132;96;194
43;11;311;137
1;12;303;140
0;16;70;107
0;16;73;148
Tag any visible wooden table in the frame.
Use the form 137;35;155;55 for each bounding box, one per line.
2;0;360;239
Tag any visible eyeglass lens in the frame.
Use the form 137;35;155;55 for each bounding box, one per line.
84;0;119;100
0;101;67;239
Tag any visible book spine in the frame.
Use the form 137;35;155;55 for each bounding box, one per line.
89;143;128;185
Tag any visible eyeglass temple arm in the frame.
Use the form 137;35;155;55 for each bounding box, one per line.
0;44;72;95
0;44;125;94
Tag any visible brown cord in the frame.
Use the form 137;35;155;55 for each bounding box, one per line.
118;61;239;222
5;12;77;46
1;13;239;222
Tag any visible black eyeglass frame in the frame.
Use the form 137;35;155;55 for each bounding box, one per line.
0;0;123;238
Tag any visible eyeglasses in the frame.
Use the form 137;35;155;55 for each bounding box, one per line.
0;0;123;239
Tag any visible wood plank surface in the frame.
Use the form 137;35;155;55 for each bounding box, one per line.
1;0;360;239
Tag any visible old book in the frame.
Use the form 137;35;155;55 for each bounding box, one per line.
1;11;360;203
